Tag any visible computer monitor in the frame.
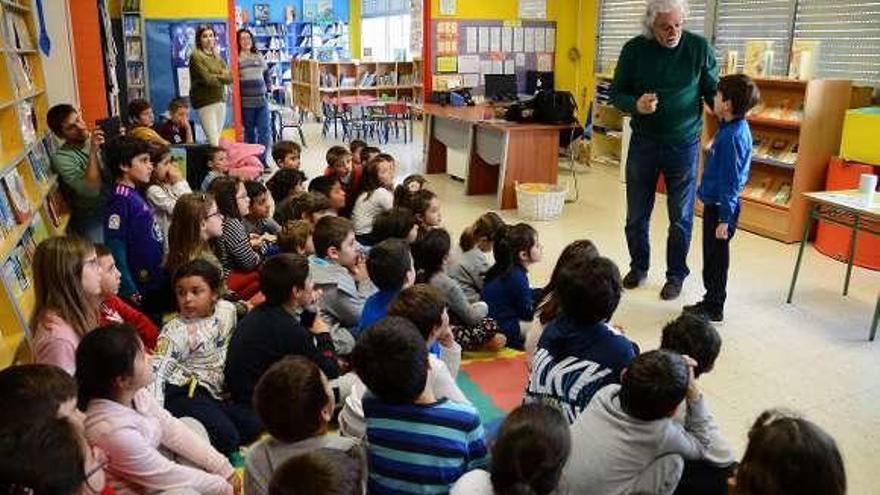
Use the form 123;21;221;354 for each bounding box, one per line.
526;71;555;93
484;74;518;102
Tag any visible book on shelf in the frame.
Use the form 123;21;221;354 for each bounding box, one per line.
3;169;31;224
788;40;820;81
126;63;145;85
3;11;34;51
16;100;37;146
0;184;15;236
773;181;792;205
10;54;35;95
125;39;142;59
2;256;25;298
45;188;69;228
26;147;49;183
123;15;141;36
122;0;141;11
744;175;773;200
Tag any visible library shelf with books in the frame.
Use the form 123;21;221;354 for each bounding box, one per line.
292;59;422;115
122;0;148;103
699;78;873;243
0;0;68;367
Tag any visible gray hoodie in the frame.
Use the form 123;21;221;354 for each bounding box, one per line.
308;256;376;354
563;384;721;495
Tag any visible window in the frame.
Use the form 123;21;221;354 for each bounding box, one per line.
714;0;794;75
596;0;880;84
793;0;880;84
595;0;709;74
361;0;411;61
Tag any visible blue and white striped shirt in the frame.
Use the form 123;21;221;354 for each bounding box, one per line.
363;395;488;494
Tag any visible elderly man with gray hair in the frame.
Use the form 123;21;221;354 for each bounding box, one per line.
612;0;718;301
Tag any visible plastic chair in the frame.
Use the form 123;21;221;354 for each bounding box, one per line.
277;106;306;147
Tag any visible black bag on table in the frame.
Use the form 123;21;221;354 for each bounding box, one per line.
533;90;578;124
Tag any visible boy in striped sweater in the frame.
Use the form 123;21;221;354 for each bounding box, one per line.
352;316;488;494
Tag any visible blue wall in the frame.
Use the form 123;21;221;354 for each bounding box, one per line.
236;0;350;24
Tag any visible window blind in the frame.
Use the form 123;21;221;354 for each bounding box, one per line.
595;0;710;75
793;0;880;84
713;0;795;76
362;0;408;18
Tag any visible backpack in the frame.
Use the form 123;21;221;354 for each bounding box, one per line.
533;90;578;124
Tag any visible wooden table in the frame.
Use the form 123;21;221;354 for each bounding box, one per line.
786;190;880;340
420;103;577;209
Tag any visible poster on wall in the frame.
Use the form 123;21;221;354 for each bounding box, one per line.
519;0;546;19
303;0;333;22
169;22;229;97
411;0;424;56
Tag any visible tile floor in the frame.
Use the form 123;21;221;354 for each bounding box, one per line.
284;119;880;493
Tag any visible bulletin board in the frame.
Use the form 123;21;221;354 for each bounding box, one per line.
430;19;556;95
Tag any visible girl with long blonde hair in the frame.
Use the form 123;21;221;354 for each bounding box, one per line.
30;235;103;374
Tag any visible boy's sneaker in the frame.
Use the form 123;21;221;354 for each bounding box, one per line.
682;301;724;324
622;270;647;289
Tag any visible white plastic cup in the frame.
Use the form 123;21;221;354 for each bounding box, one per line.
859;173;878;205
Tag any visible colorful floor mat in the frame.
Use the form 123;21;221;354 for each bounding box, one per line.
455;349;528;437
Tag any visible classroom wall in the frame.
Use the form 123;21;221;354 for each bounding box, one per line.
68;0;109;123
37;0;80;108
428;0;599;121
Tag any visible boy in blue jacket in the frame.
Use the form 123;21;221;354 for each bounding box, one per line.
685;74;760;323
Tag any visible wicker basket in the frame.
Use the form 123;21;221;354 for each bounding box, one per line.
515;183;568;221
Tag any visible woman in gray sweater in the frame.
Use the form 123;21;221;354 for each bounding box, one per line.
413;228;505;351
236;29;272;162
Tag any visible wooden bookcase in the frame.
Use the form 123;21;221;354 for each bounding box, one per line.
0;0;69;367
121;0;148;103
699;78;873;243
590;75;624;168
292;59;423;115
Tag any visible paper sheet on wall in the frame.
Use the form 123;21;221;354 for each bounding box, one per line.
466;27;478;53
524;28;535;52
513;27;524;52
537;52;553;72
519;0;547;19
545;28;555;51
504;59;515;75
535;28;546;52
437;56;458;73
462;74;480;88
515;52;526;67
176;68;191;96
487;27;501;53
478;26;490;53
458;54;480;73
440;0;456;15
492;60;503;74
480;59;494;75
490;27;501;53
502;27;512;53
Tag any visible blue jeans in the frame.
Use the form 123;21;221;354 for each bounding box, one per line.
242;104;271;163
624;133;700;283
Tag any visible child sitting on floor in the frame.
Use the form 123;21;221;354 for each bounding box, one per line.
309;216;375;354
95;244;159;351
245;356;362;495
272;141;302;170
564;350;725;495
449;212;506;304
371;207;419;244
200;146;230;191
277;220;314;256
77;324;237;495
413;228;505;351
212;176;264;300
323;145;360;216
481;223;542;349
274;191;334;226
357;238;415;334
352;153;396;245
267;168;307;205
308;175;347;215
525;255;637;423
353;317;488;493
268;448;364;495
145;142;191;252
152;259;259;455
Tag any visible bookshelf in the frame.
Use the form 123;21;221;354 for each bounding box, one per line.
121;0;147;103
292;60;422;115
0;0;68;367
699;78;873;243
590;75;625;170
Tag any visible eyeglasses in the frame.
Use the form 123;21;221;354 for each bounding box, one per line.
83;257;102;270
206;211;224;219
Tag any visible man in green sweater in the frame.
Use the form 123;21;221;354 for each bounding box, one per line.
47;104;108;243
611;0;718;300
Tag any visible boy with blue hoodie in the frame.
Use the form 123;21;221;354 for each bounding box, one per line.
684;74;760;323
525;256;638;424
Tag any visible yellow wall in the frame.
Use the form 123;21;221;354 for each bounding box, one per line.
428;0;598;121
143;0;229;18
